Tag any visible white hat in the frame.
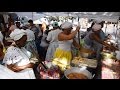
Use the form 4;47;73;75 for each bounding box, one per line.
92;23;102;31
10;29;26;41
61;22;73;29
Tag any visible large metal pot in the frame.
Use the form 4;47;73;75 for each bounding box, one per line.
64;67;93;79
79;47;93;58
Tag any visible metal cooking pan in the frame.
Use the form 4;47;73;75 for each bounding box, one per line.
64;67;93;79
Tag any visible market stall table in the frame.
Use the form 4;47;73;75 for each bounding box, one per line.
69;56;99;79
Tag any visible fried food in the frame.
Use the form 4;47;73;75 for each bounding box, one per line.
67;73;88;79
72;57;97;68
72;57;85;64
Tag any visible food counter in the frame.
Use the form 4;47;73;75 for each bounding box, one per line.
36;55;99;79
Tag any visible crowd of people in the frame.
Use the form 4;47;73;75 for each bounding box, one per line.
0;18;118;79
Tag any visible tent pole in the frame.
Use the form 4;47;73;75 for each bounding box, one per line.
78;16;80;45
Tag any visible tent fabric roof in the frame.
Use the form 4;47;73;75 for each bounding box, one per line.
42;12;120;22
9;12;120;22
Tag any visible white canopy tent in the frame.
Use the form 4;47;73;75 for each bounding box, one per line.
42;12;69;17
9;12;46;20
41;12;120;22
7;12;120;45
10;12;120;22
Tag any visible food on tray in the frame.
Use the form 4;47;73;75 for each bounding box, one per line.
82;59;97;67
72;57;97;68
67;73;88;79
72;56;85;63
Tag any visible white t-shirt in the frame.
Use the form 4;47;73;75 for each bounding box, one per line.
46;29;62;43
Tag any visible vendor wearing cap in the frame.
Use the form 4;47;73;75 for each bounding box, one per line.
53;22;81;65
83;23;117;59
2;29;36;79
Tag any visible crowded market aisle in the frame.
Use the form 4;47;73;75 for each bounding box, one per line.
0;12;120;79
